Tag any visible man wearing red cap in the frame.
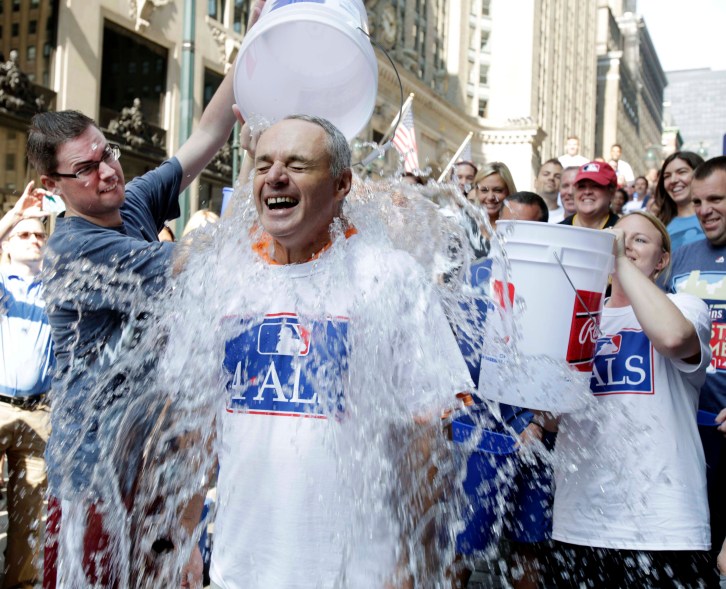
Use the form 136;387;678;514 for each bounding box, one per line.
559;161;620;229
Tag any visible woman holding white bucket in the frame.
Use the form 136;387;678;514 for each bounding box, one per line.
549;211;713;588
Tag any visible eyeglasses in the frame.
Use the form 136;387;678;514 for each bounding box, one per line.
9;231;46;241
51;144;121;179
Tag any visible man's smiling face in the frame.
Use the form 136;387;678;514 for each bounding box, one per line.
253;119;350;263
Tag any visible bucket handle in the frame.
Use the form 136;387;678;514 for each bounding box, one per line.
552;250;603;339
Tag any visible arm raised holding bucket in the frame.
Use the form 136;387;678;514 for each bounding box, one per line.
606;221;701;362
549;211;713;588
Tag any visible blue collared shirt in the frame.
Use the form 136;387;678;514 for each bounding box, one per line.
0;270;54;397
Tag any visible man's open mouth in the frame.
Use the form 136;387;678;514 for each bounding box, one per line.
266;196;298;210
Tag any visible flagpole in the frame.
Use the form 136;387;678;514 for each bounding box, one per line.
438;132;474;183
359;93;416;167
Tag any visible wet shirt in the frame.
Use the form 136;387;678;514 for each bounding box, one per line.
43;157;182;494
0;270;54;397
554;294;712;550
669;238;726;413
211;234;473;589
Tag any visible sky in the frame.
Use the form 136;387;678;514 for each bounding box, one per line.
638;0;726;72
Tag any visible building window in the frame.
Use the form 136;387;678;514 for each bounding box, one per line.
469;26;476;50
479;66;489;86
12;0;20;12
5;154;15;171
27;46;36;61
31;0;41;6
208;0;226;21
480;30;490;52
204;68;224;109
100;20;168;126
234;0;250;34
43;43;51;57
12;23;19;37
481;0;491;16
478;99;488;118
29;20;37;35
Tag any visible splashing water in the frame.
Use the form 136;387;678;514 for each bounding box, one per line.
43;169;606;588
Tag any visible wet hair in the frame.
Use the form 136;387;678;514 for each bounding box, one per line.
616;210;672;280
693;155;726;181
474;161;517;196
284;114;351;179
27;110;98;175
654;151;705;226
505;191;549;222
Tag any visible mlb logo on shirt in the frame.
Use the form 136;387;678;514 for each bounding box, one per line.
590;329;654;396
257;315;311;356
224;313;349;417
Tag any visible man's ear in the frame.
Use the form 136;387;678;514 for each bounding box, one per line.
40;174;58;195
334;169;353;202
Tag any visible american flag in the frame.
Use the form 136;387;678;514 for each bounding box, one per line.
392;105;419;173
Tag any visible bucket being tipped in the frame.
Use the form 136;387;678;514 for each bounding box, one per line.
479;221;615;413
234;0;378;140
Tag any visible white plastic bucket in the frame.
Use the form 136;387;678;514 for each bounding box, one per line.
478;221;615;412
234;0;378;140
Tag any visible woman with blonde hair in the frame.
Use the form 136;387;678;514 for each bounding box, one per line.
551;210;712;587
467;161;517;229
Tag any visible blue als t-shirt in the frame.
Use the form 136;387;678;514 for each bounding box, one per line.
44;157;182;494
670;238;726;413
0;271;54;397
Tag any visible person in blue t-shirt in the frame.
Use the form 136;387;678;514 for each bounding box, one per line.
669;155;726;588
0;181;54;588
24;3;265;578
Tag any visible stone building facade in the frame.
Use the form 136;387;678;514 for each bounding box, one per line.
0;0;668;222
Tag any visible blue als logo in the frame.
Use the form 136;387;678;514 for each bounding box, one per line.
223;313;349;418
590;329;655;396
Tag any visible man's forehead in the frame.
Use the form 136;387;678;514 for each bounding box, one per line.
693;171;726;196
12;218;44;233
57;126;106;161
256;119;327;158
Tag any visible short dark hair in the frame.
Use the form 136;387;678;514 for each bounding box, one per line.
455;160;478;175
505;191;549;222
611;143;622;150
540;158;563;171
27;110;98;175
693;155;726;182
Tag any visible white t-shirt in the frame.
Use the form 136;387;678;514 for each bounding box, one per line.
558;154;589;169
553;293;712;551
210;234;472;589
548;206;565;224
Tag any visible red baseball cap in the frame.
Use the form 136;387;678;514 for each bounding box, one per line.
574;161;617;187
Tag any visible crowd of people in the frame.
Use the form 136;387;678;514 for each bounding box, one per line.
0;6;725;588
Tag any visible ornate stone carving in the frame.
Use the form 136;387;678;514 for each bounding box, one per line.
208;141;232;177
130;0;172;32
0;51;46;113
107;98;164;149
206;17;243;73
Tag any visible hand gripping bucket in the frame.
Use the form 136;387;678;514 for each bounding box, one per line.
452;414;517;554
479;221;615;413
234;0;378;140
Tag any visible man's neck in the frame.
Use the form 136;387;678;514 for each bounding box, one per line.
6;261;40;278
541;192;559;210
573;211;609;229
